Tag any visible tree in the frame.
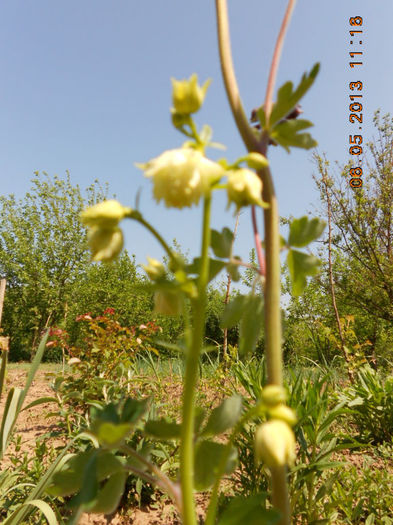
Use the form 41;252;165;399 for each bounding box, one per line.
0;172;107;359
289;111;393;365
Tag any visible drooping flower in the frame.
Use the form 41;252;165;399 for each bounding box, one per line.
226;168;265;210
254;420;296;468
153;289;182;315
171;74;211;115
136;148;224;209
80;200;131;229
87;226;124;262
142;257;166;281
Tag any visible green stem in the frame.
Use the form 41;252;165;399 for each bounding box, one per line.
205;405;261;525
180;195;212;525
127;210;179;267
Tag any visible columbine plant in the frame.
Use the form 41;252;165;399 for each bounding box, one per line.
48;2;325;524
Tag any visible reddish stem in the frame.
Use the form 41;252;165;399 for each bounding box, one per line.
251;206;266;276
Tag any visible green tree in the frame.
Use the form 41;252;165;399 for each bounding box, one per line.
286;111;393;366
0;172;107;359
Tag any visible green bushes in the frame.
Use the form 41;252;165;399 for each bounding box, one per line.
339;364;393;444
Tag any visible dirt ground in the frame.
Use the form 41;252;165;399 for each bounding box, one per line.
0;367;232;524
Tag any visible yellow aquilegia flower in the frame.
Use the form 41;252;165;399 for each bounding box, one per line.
171;74;211;115
136;148;224;209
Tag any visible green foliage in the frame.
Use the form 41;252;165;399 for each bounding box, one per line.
331;447;393;524
270;119;317;152
218;494;280;525
339;364;393;444
288;216;326;248
0;172;108;360
267;63;320;128
220;294;264;356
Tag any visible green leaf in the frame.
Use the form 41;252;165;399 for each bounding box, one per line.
68;451;98;508
239;295;264;356
288;217;326;248
120;397;149;424
144;418;181;440
269;63;320;127
93;422;133;449
194;440;237;490
226;262;241;282
220;295;247;329
218;493;281;525
287;249;321;296
185;257;226;282
270;119;317;152
202;396;242;436
89;471;126;515
210;228;234;259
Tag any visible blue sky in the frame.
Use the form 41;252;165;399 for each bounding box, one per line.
1;1;391;273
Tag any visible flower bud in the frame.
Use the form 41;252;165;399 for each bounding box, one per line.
154;290;182;316
226;169;265;210
88;226;124;262
254;420;296;468
261;385;287;407
142;257;166;281
171;74;211;115
136;148;223;209
80;200;130;229
268;405;297;427
243;152;269;171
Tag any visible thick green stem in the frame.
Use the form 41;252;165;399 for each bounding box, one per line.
180;195;212;525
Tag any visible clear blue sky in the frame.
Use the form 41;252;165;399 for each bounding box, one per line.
1;1;391;271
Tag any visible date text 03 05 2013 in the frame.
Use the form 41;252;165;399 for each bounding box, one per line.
348;16;363;189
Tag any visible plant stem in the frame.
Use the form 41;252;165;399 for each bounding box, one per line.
263;0;297;122
180;195;212;525
215;1;294;523
128;210;178;266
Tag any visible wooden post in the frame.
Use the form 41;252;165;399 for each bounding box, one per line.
0;279;6;327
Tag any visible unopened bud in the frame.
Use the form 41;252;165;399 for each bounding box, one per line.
171;74;211;115
254;420;296;468
268;405;297;427
261;385;287;407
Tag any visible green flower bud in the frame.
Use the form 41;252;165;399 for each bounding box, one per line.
136;148;224;209
268;405;297;427
171;74;211;115
226;169;265;210
142;257;166;281
254;420;296;468
244;152;269;170
261;385;287;407
154;290;182;316
80;200;131;229
88;226;124;262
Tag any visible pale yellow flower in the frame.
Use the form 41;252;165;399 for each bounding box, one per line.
88;226;124;262
80;200;130;229
171;74;211;115
154;289;182;316
227;169;265;209
254;420;296;468
137;148;224;208
142;257;166;281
